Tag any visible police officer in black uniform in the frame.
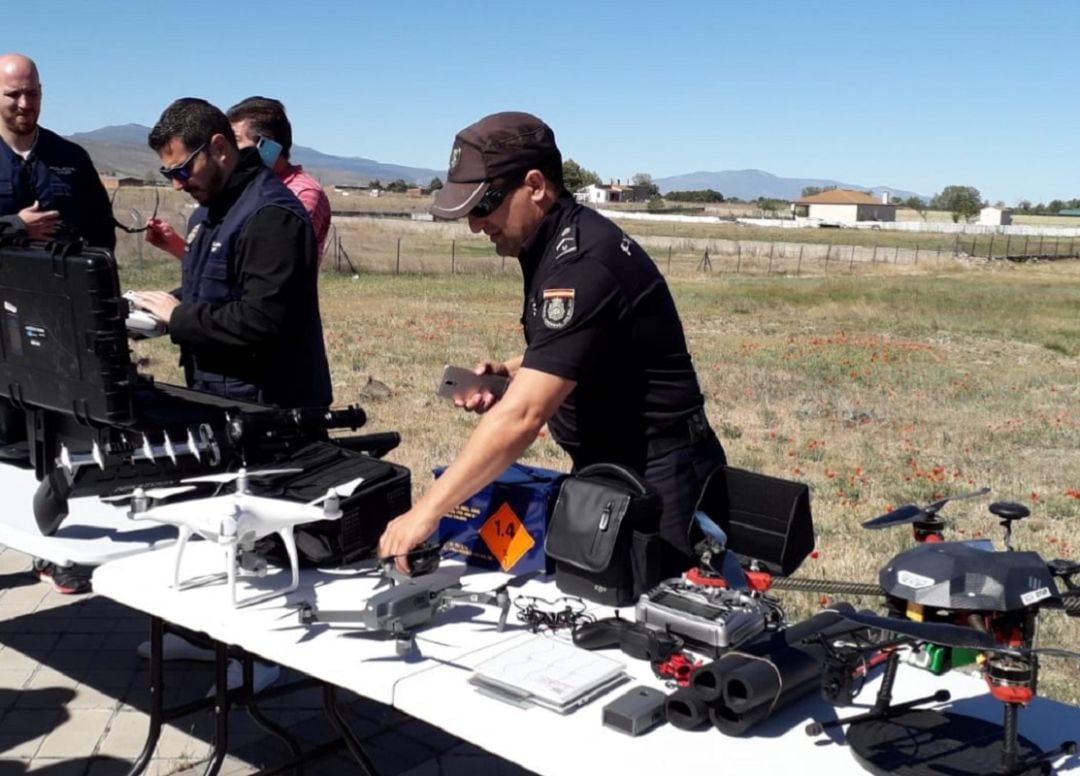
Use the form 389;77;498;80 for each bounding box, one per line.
379;111;725;575
134;98;331;409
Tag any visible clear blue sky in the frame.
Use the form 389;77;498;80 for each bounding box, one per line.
13;0;1079;204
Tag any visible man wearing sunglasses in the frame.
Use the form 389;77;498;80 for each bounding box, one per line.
379;112;725;576
0;53;114;249
146;96;332;264
134;97;331;410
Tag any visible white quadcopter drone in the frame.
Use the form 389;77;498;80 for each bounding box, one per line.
107;468;360;608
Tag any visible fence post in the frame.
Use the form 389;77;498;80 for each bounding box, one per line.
1038;234;1044;256
451;239;456;274
667;245;672;273
1023;234;1030;258
1004;233;1011;260
953;233;960;257
914;243;919;264
396;237;401;274
848;244;855;271
797;244;803;275
736;241;742;273
1052;238;1059;258
895;245;900;263
970;235;977;256
824;244;830;273
872;244;878;264
988;233;995;260
768;241;774;274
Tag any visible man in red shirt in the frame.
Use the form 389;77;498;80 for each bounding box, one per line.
146;96;332;263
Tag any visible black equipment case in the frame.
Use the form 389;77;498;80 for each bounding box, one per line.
256;442;412;566
0;240;135;424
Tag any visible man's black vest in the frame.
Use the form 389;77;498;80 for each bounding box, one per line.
181;165;332;408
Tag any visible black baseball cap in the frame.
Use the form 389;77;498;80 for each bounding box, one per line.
430;111;561;220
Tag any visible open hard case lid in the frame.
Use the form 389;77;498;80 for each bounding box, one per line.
0;238;136;425
692;465;815;577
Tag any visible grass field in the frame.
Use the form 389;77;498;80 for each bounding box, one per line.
119;246;1080;703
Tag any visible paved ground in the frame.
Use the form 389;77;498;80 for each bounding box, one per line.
0;545;534;775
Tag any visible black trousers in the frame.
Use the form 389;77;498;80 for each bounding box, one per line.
644;430;727;578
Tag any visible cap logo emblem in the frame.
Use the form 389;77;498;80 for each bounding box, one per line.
449;145;461;171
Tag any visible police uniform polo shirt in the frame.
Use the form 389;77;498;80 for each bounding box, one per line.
518;197;707;468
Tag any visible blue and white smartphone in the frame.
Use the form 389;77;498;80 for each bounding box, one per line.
255;136;283;167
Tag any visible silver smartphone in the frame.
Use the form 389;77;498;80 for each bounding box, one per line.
436;365;510;402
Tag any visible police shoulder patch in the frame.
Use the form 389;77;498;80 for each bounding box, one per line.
185;223;202;246
541;288;575;329
553;225;578;261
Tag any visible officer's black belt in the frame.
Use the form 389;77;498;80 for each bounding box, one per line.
646;408;712;459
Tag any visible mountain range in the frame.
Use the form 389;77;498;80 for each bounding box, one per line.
654;169;923;202
67;124;443;187
66;124;923;200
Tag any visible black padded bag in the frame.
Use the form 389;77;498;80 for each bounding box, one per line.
544;463;661;606
253;442;410;566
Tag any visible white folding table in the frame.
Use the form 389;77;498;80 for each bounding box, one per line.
0;462;175;568
92;540;1080;776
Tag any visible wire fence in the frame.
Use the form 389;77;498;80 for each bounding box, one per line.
321;227;1080;278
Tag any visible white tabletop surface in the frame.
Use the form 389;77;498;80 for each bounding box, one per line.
92;542;1080;775
393;630;1080;775
92;542;545;705
0;463;176;567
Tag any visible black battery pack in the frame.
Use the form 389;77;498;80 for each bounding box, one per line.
602;685;668;736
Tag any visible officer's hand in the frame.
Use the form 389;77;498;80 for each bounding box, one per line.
378;510;439;574
131;291;180;326
457;361;510;414
144;218;185;260
18;202;59;239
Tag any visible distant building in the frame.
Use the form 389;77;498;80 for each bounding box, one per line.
1059;209;1080;217
792;189;897;224
575;182;647;204
978;206;1012;226
333;184;368;196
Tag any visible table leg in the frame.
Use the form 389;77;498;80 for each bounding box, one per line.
241;653;304;768
202;640;230;776
125;616;165;776
323;683;380;776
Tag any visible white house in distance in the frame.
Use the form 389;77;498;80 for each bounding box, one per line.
978;206;1012;226
575;182;646;204
791;189;897;224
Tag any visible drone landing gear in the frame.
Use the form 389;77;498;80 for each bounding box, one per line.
809;650;1076;775
847;710;1059;776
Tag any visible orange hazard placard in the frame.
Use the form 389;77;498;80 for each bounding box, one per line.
479;502;536;572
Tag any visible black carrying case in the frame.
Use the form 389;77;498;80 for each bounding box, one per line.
0;240;135;424
693;465;814;576
255;441;411;566
544;463;661;606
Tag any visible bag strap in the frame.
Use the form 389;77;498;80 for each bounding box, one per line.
575;462;650;496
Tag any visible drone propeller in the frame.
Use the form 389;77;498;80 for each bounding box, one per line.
862;486;991;530
306;476;366;506
834;609;1013;653
181;467;302;486
101;485;200;504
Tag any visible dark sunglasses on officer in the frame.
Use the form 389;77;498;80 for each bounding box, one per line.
470;173;526;219
159;142;208;183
